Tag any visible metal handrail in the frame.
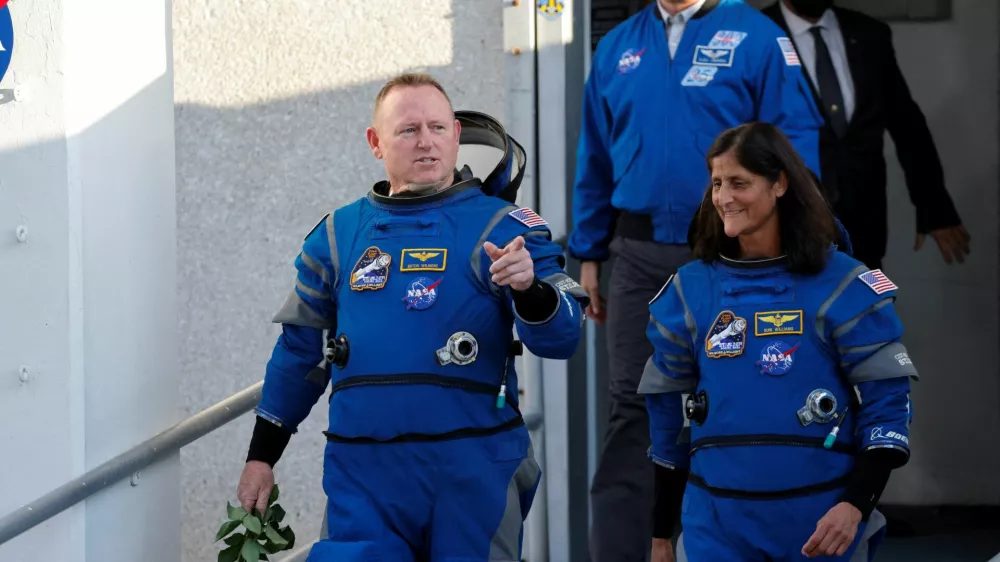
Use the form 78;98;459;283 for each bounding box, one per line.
0;380;546;552
0;381;264;546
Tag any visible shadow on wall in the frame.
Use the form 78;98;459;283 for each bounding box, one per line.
173;1;512;560
0;71;181;561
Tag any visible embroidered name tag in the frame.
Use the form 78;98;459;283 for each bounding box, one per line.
400;248;447;272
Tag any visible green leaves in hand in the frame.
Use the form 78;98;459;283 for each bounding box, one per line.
216;484;296;562
215;520;242;542
226;503;248;522
243;514;262;535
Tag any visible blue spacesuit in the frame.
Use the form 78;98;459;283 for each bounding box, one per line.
640;249;917;561
570;0;823;259
253;153;587;560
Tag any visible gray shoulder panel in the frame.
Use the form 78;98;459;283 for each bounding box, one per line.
847;341;920;384
637;357;698;395
271;289;334;330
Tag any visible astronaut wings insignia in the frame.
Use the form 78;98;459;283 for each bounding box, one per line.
693;45;735;67
754;310;803;337
401;248;448;272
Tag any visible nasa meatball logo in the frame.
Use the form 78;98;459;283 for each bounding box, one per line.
756;340;799;376
403;276;442;311
617;48;646;75
0;0;13;87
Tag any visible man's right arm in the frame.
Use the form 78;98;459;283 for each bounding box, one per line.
248;215;339;467
568;56;616;263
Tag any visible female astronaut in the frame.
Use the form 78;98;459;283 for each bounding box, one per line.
643;122;917;562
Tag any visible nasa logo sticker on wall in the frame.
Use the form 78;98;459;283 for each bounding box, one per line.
0;0;13;87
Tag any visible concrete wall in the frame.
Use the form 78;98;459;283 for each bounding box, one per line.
878;0;1000;506
0;0;179;561
172;1;507;559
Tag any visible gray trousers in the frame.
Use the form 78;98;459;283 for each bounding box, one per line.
589;237;692;562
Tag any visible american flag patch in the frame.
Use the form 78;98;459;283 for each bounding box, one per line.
508;207;548;228
858;269;898;295
777;37;800;66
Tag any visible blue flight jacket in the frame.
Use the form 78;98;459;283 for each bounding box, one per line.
254;178;588;441
569;0;824;261
640;251;916;493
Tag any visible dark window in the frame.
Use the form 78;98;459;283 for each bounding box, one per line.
591;0;652;52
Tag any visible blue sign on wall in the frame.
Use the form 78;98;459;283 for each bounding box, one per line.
0;0;13;86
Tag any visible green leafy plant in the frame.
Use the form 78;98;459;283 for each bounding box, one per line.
216;484;296;562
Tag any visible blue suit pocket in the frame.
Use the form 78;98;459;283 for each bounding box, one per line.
369;215;442;240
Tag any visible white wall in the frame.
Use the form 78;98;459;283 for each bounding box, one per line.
172;1;507;559
0;0;179;560
0;0;79;559
879;0;1000;505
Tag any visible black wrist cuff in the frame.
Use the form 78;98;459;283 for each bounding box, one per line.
653;464;688;539
246;416;292;467
511;277;559;322
838;448;902;521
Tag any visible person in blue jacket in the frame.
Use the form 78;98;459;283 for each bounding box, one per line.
641;121;916;561
233;72;589;562
575;1;825;558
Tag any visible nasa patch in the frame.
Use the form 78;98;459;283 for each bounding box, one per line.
756;340;798;376
705;310;747;358
681;65;718;87
708;30;748;49
350;246;391;291
617;48;646;75
0;0;13;87
403;276;442;310
692;46;734;67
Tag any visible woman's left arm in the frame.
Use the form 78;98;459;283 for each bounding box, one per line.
827;269;917;467
804;267;919;557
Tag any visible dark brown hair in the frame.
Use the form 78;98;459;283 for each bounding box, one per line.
691;122;836;274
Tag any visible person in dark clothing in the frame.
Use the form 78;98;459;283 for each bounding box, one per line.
761;0;971;270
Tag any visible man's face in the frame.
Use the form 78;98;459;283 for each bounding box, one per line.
367;85;461;192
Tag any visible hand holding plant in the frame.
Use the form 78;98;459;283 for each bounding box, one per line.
216;483;296;562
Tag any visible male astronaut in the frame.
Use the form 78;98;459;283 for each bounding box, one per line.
234;72;588;562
